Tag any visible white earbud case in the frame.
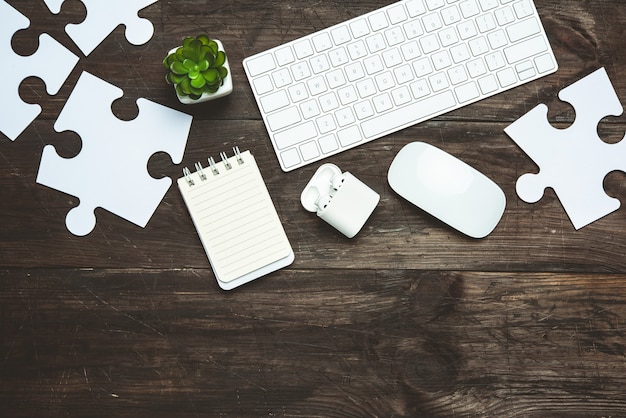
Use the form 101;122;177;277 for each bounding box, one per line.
301;163;379;238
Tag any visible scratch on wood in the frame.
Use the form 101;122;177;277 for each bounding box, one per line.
84;287;164;336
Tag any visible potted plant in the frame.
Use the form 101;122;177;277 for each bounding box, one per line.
163;34;232;104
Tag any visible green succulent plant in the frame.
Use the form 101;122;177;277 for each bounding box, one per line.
163;34;229;100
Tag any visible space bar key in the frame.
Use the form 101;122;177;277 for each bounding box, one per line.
361;91;457;139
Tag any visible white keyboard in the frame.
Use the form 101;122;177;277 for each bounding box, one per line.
243;0;558;172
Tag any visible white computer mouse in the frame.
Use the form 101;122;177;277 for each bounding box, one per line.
388;142;506;238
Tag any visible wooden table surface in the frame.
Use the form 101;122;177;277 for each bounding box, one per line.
2;0;626;416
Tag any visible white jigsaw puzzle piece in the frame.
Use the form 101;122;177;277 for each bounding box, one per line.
43;0;158;56
505;68;626;229
36;71;193;236
0;0;79;141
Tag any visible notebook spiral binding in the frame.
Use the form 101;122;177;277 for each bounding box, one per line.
182;146;244;187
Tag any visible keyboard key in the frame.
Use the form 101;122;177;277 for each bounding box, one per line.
429;72;450;91
300;141;321;161
459;0;480;18
307;76;328;96
366;33;386;53
455;81;479;102
432;50;452;70
280;148;301;169
405;0;427;17
478;0;498;11
425;0;446;10
354;100;375;119
362;91;457;138
260;90;289;113
413;57;433;77
369;12;389;31
375;71;396;91
335;108;356;127
373;93;393;113
401;41;422;60
403;20;424;39
347;40;368;60
478;74;498;94
246;53;276;77
356;78;377;98
312;33;333;52
514;0;534;18
338;85;359;105
300;99;321;119
267;107;301;131
410;79;431;98
394;64;415;84
385;27;405;46
326;69;347;88
253;75;273;95
469;36;489;55
382;48;403;67
503;35;547;63
310;55;330;73
467;58;487;77
441;5;462;25
329;47;349;66
337;126;362;147
317;114;336;133
420;33;440;53
439;27;459;47
319;92;340;112
363;56;384;75
392;86;413;106
487;30;508;49
457;20;478;39
288;83;309;102
275;47;295;66
349;19;370;38
476;13;496;33
319;134;339;153
495;6;515;26
450;43;471;63
274;121;316;149
497;67;517;87
345;62;366;81
485;51;505;70
331;25;352;45
272;68;292;88
535;53;556;73
422;12;443;32
387;4;408;24
506;17;540;42
294;39;314;59
448;65;468;84
291;61;311;81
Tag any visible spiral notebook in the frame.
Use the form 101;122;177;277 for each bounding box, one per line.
177;147;294;290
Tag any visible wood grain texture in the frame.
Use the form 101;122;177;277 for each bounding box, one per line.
2;269;626;417
2;0;626;416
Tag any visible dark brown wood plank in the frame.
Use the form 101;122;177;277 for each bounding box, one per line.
2;268;626;417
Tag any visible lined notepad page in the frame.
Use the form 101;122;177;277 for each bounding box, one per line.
178;151;292;284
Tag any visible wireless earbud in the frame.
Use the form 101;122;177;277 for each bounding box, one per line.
313;173;346;212
301;163;380;238
315;194;333;211
331;173;345;191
